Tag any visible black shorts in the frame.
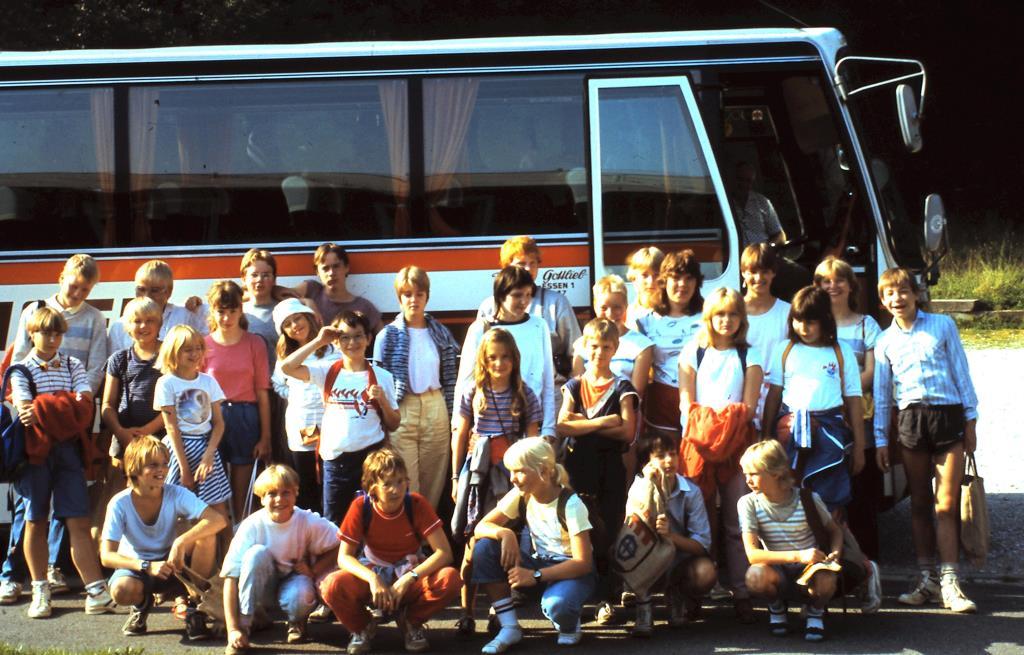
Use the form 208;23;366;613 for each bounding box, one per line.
897;404;965;454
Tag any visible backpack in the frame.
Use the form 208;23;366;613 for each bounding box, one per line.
359;491;422;547
1;364;36;482
509;487;608;559
695;344;748;372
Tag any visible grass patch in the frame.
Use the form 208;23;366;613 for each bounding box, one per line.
960;327;1024;349
931;214;1024;309
0;648;144;655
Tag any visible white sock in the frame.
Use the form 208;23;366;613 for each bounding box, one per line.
31;580;48;592
768;601;787;623
805;605;824;629
492;598;520;630
84;580;107;596
939;563;958;585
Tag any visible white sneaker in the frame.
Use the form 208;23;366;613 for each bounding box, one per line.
27;585;52;619
47;566;70;594
347;629;373;655
0;580;23;605
85;586;117;614
595;601;616;625
941;578;978;614
898;571;941;606
861;560;883;614
481;626;522;654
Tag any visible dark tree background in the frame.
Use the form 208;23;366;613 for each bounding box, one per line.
0;0;1017;227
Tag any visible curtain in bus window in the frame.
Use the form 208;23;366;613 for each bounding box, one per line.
130;88;160;244
378;80;410;237
423;78;479;237
89;88;115;247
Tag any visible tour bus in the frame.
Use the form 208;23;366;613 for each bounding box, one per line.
0;28;941;520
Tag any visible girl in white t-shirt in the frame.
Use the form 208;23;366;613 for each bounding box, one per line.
678;287;763;623
471;437;595;653
154;325;231;514
814;256;884;570
762;287;865;514
742;244;791;431
271;298;340;515
635;250;704;439
456;266;556;437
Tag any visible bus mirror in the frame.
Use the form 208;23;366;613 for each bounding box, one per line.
897;83;923;153
923;193;946;253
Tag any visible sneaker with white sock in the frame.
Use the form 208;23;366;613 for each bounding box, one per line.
347;628;373;655
556;620;582;646
47;566;70;594
85;585;117;614
861;560;883;613
0;580;23;605
482;627;522;654
898;571;941;606
27;584;51;619
941;577;977;614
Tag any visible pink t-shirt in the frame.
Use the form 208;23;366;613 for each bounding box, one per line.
202;332;270;402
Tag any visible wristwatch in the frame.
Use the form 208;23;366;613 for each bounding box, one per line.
140;560;151;575
532;569;542;582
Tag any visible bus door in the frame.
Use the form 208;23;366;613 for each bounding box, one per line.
587;76;739;302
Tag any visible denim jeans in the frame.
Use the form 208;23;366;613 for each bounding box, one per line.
321;440;383;525
237;545;318;622
1;492;65;583
471;537;596;633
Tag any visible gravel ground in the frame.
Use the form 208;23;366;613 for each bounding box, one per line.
878;347;1024;581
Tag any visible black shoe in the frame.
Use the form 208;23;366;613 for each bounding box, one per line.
185;609;212;641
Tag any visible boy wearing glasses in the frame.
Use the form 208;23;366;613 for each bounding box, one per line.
108;260;207;354
280;311;400;524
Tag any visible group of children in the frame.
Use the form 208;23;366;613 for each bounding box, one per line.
0;233;980;652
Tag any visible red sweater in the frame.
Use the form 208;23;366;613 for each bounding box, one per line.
26;391;95;472
680;402;755;501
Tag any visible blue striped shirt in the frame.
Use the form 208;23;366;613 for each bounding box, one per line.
873;310;978;448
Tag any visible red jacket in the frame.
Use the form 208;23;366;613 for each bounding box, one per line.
25;391;95;472
680;402;755;501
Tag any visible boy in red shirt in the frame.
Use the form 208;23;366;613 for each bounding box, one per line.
320;449;462;654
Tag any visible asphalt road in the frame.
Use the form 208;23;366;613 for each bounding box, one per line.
2;349;1022;654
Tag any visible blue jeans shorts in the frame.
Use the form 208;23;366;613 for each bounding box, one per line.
16;441;89;521
219;401;260;465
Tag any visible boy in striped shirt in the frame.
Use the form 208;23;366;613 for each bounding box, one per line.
2;254;107;605
873;267;978;613
9;307;113;618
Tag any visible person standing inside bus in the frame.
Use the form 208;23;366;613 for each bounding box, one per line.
374;266;460;509
624;247;665;330
477;236;581;385
742;245;791;432
1;254;107;605
202;281;272;527
293;243;382;334
635;250;704;442
108;260;208;355
457;266;556;440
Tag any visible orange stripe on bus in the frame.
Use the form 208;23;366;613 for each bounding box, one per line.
0;244;592;283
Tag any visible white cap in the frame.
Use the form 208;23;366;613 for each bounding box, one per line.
272;298;316;335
